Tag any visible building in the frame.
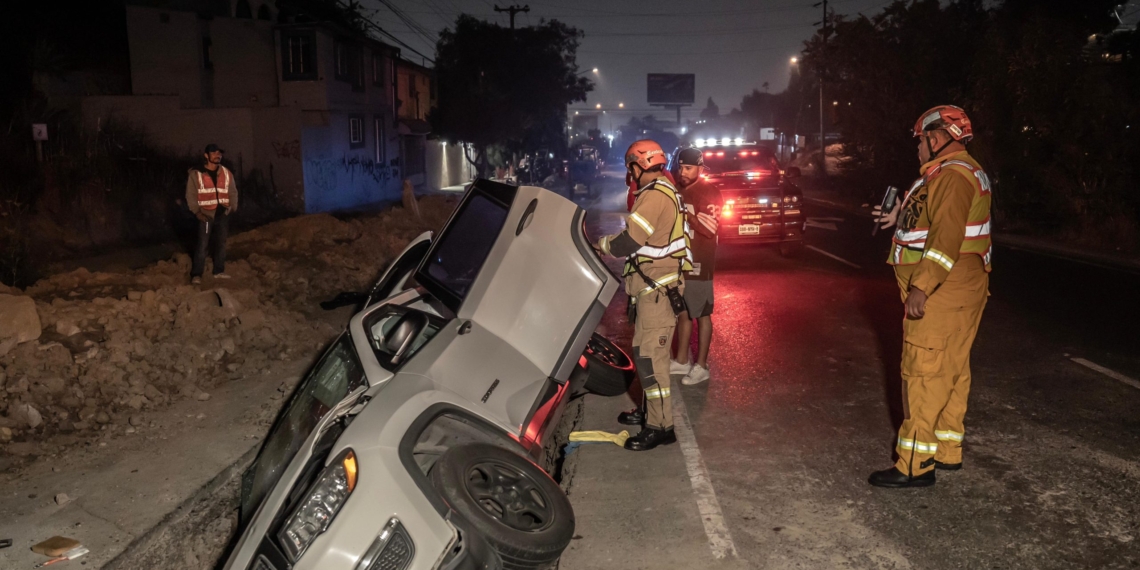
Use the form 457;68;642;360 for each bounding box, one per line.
81;0;415;213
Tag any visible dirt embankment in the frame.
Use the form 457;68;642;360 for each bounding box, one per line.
0;196;456;468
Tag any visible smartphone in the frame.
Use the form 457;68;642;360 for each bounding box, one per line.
872;185;900;236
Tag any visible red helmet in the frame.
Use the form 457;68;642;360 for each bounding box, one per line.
913;105;973;143
624;140;668;171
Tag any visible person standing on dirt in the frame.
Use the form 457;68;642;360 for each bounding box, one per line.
668;147;722;386
186;143;238;284
595;140;691;451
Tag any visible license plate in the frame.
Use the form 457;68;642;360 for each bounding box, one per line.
738;224;760;235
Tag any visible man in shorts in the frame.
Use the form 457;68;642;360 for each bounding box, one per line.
669;147;722;385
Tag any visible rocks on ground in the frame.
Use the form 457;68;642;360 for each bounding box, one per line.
0;196;455;458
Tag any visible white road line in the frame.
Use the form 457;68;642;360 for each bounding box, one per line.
806;245;862;269
1070;357;1140;390
672;389;738;560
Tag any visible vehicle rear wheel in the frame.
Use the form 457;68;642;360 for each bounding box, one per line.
431;443;574;569
779;241;804;258
582;333;636;397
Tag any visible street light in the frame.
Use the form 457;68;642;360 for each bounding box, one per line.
618;102;624;108
595;103;601;109
592;67;599;74
790;56;799;64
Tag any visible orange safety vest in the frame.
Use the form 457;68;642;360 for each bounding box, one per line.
195;166;232;211
888;158;992;271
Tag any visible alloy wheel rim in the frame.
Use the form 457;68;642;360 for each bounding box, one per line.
464;460;554;532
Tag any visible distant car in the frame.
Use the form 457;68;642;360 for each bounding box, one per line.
568;145;603;198
693;143;804;257
225;180;634;570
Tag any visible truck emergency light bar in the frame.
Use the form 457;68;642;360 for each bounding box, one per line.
693;138;756;147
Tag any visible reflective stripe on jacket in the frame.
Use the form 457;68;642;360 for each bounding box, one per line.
888;156;992;272
623;178;693;278
195;166;232;211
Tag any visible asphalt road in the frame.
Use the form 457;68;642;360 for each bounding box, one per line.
560;171;1140;570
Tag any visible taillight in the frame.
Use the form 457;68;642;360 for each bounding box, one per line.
705;151;714;157
716;151;725;157
722;199;735;217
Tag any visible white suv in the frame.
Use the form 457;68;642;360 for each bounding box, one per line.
224;180;629;570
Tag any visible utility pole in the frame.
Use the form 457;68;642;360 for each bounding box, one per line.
815;0;827;177
494;4;529;30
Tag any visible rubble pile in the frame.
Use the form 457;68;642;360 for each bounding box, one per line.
0;196;455;452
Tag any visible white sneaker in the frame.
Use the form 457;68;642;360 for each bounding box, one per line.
213;273;231;279
682;365;710;386
670;359;692;376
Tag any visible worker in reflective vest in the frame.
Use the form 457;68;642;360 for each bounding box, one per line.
870;105;992;488
185;143;238;284
595;140;692;451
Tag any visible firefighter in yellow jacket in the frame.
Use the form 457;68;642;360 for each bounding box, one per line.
595;140;692;451
870;105;992;487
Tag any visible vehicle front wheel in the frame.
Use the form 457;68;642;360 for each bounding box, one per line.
582;333;636;397
431;443;575;569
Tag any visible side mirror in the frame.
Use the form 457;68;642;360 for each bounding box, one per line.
383;311;429;366
784;166;801;179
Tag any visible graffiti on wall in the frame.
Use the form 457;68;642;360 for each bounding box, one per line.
272;139;302;161
304;154;400;192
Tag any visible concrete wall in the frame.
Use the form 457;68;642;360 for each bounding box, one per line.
426;141;477;190
128;6;204;108
301;112;402;213
251;107;305;213
210;17;279;108
82;96;255;169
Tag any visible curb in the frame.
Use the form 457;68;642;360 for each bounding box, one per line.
804;197;1140;275
101;444;260;569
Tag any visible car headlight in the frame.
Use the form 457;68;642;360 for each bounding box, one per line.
278;449;358;562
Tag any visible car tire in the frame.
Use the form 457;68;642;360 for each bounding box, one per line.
581;333;636;397
431;443;575;570
779;241;804;258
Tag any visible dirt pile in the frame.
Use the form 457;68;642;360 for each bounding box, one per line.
0;196;456;456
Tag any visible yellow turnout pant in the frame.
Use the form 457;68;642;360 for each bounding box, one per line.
632;290;677;430
895;263;988;476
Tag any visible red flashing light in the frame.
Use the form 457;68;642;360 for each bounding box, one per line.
705;151;714;157
739;151;749;157
750;151;759;156
716;151;725;157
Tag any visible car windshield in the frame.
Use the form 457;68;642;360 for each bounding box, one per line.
241;335;365;519
703;148;780;175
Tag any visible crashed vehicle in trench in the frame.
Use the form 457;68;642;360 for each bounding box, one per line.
225;180;634;570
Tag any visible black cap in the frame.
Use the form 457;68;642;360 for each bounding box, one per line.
204;143;225;154
676;147;704;166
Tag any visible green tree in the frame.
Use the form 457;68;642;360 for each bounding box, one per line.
432;15;592;177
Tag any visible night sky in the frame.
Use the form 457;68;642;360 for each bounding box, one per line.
367;0;898;124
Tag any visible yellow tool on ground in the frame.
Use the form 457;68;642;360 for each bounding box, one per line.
569;430;630;447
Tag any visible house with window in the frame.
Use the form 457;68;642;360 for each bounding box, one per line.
81;0;412;213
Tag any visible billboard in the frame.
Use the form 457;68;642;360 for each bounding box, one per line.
647;74;695;105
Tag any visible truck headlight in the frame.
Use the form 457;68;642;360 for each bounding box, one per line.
278;449;358;562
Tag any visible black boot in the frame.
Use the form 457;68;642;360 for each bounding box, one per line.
868;467;935;488
933;460;962;471
617;408;644;426
624;427;677;451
